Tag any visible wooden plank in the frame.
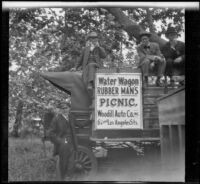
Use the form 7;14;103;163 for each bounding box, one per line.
178;125;185;159
143;94;163;98
143;97;157;105
143;119;159;129
97;67;141;73
143;87;167;96
160;125;171;165
91;129;160;139
171;125;180;162
90;137;160;142
143;104;157;109
143;111;158;119
157;87;185;126
143;107;158;112
75;127;91;134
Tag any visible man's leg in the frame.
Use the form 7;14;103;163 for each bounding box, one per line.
156;58;166;86
66;148;75;180
141;58;150;87
58;142;73;180
165;58;175;85
87;64;97;89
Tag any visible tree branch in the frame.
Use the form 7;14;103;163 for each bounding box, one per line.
105;8;167;48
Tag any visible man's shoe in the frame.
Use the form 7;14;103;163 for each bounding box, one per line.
87;85;92;90
87;82;93;90
156;79;164;87
169;80;175;87
179;80;185;86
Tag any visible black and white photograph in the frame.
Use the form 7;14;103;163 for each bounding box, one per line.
2;1;200;182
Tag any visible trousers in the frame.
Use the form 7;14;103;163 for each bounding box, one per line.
165;58;185;77
82;62;98;87
140;58;166;77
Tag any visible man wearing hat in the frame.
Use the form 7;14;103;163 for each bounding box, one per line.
43;109;76;180
71;31;106;91
161;26;185;86
137;31;166;87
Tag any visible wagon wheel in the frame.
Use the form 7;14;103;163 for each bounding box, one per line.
56;145;97;180
74;145;97;179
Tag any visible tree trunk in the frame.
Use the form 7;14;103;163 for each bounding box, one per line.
106;8;167;48
12;100;23;137
146;8;156;33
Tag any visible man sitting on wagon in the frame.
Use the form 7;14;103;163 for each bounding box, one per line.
71;31;106;92
137;31;166;87
161;26;185;86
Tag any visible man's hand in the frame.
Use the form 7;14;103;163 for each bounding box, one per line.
174;56;182;63
150;61;155;68
154;56;161;61
146;55;155;60
70;68;76;72
94;41;100;47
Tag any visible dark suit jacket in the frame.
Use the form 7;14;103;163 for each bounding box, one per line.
76;46;106;69
137;42;163;66
46;114;71;144
161;40;185;61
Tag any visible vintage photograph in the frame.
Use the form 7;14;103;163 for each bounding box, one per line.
5;1;198;182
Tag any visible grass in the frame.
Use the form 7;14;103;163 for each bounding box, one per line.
9;136;57;181
8;136;185;181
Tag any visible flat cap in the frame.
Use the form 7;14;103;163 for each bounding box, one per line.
86;31;98;40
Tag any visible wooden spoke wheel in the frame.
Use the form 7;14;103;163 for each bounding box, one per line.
74;145;97;178
56;145;97;180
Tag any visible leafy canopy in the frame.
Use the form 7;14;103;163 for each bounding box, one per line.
9;7;184;127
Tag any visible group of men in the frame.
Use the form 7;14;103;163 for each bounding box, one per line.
137;27;185;87
71;26;185;89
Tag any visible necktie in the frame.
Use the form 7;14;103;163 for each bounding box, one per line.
144;45;150;49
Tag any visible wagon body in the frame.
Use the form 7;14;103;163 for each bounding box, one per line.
157;86;185;179
40;68;182;179
41;69;170;142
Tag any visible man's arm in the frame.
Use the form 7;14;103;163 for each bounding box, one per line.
136;45;146;62
155;43;163;58
46;116;58;143
98;46;106;59
75;49;84;69
177;41;185;61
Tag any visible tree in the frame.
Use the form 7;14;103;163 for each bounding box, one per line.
9;7;184;134
105;7;184;48
11;100;23;137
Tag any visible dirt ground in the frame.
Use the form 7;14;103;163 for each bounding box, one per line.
77;148;185;182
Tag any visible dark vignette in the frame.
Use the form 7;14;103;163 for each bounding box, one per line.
1;10;9;182
1;6;200;184
185;9;200;182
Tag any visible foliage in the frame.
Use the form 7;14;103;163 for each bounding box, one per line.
9;7;184;131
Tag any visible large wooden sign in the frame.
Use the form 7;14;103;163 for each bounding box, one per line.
95;73;143;129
